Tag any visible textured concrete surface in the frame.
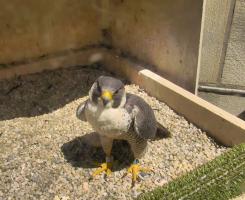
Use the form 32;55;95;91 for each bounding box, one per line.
0;0;102;64
222;0;245;86
198;92;245;116
198;0;235;83
198;0;245;116
198;0;245;87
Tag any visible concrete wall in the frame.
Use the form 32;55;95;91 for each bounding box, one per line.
199;0;245;87
198;0;245;115
0;0;102;65
199;92;245;115
221;0;245;86
0;0;203;93
105;0;203;92
198;0;235;84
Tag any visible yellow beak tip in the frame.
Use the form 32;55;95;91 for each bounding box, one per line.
101;91;113;100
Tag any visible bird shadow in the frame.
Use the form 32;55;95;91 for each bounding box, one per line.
61;132;135;171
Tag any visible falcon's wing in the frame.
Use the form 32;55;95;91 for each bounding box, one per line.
124;93;157;139
76;100;88;122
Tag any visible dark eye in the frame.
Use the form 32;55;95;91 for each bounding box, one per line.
91;82;101;103
114;88;121;95
96;81;102;94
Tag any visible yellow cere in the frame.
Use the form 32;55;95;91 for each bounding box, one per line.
101;90;113;100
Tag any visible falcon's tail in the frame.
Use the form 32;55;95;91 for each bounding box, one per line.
154;122;171;140
238;110;245;121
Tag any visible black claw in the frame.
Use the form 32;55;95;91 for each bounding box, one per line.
137;176;142;182
121;173;127;179
131;181;136;188
104;173;108;180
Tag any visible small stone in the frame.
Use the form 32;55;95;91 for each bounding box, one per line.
154;178;168;186
83;182;89;192
53;196;60;200
131;188;141;199
61;197;69;200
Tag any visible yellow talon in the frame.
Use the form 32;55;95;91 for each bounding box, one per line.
125;163;152;187
92;162;112;177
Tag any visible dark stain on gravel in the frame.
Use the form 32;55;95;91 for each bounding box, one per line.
0;65;109;120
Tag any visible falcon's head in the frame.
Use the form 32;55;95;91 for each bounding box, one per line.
89;76;126;108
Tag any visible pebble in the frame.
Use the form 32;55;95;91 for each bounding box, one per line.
82;182;89;192
53;196;60;200
154;178;168;186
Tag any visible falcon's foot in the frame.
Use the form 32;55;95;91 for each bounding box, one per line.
124;159;151;187
92;162;112;177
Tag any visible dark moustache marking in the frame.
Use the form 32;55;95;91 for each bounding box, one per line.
112;87;125;108
91;81;101;104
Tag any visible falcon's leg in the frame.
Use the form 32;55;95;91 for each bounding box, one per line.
92;136;113;177
126;139;151;187
127;159;151;187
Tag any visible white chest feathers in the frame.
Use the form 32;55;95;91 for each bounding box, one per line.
85;101;132;138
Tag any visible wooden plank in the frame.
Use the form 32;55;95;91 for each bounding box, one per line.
103;51;245;147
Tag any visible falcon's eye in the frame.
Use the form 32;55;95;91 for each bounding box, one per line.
114;88;122;96
114;86;124;95
91;81;102;103
96;81;102;94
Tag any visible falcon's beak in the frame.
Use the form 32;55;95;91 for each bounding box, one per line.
101;90;113;105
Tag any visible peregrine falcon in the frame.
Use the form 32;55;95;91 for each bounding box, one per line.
76;76;169;186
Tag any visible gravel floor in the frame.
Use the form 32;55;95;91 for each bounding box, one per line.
0;66;228;200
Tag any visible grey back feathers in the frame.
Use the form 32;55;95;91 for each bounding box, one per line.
124;93;157;139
